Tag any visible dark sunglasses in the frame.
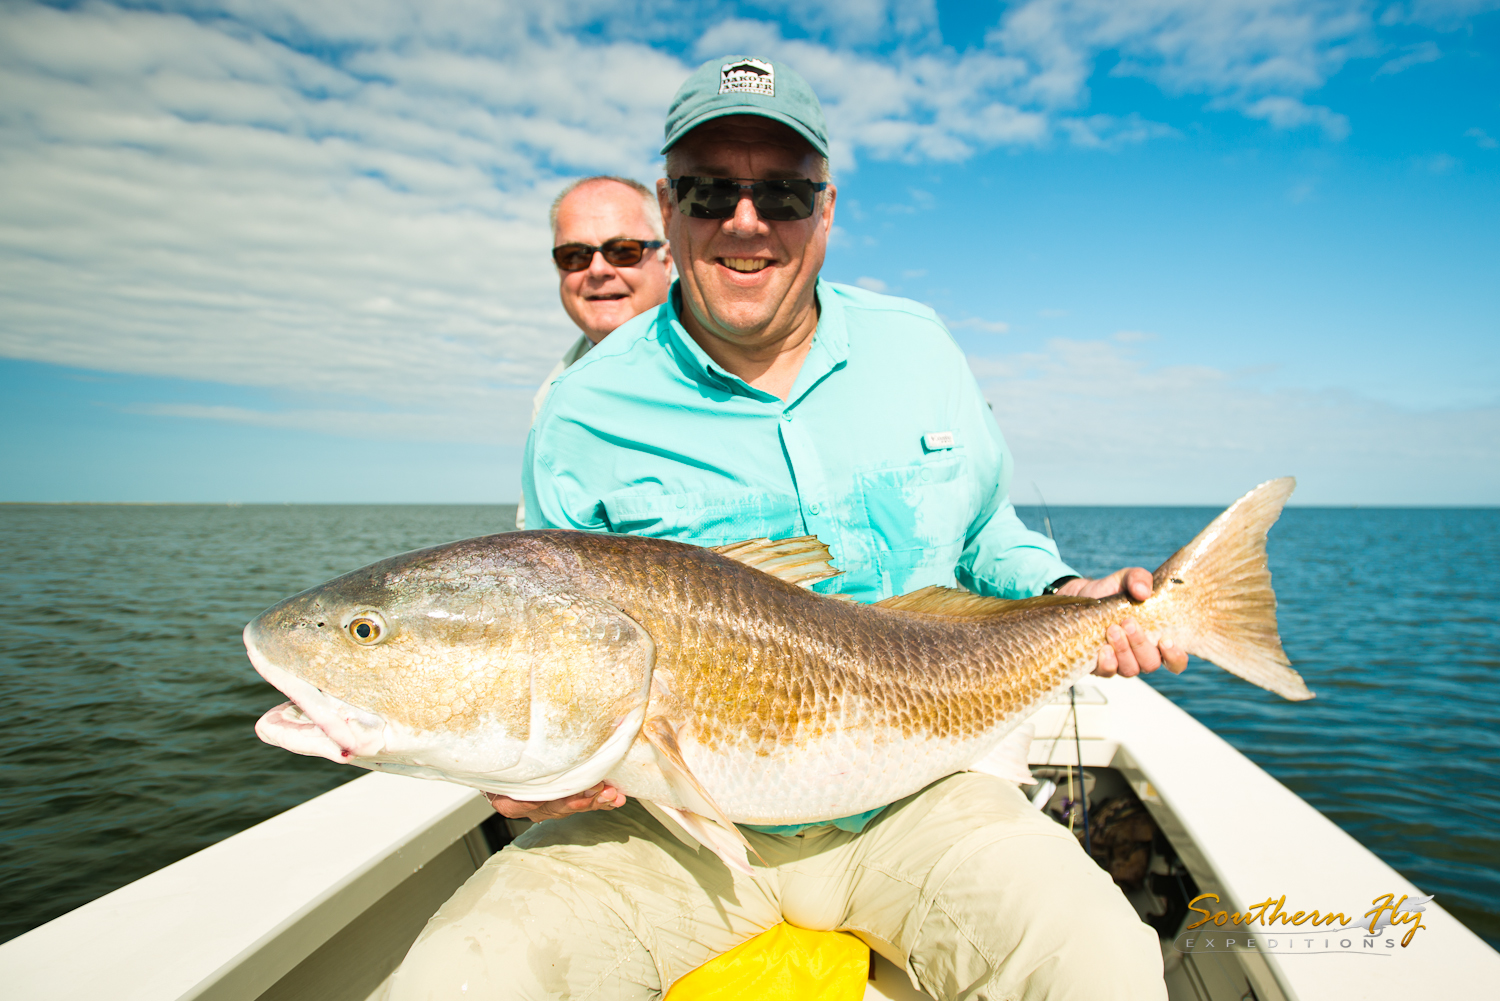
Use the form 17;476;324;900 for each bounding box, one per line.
551;238;666;272
670;176;829;222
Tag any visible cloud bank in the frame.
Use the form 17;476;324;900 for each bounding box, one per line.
1;0;1492;503
973;338;1500;506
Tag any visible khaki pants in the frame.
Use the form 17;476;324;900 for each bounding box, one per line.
389;773;1165;1001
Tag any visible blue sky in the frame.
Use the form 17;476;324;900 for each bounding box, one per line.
1;0;1496;504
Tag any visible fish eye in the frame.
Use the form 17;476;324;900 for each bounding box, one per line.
347;614;387;645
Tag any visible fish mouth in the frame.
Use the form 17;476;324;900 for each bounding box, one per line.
245;623;388;764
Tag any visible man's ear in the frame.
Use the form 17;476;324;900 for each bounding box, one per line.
819;182;837;234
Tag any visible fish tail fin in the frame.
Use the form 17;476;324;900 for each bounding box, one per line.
1154;477;1313;701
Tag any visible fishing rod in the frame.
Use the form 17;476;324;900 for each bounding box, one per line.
1032;484;1092;853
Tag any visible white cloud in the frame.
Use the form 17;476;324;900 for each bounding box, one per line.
1242;96;1351;139
1380;0;1500;29
1057;113;1177;148
125;400;530;442
0;0;684;442
1287;178;1318;202
0;0;1490;462
1466;127;1498;149
1375;40;1442;76
971;338;1500;505
994;0;1372;138
854;276;889;292
946;317;1011;334
1415;152;1459;174
693;21;1047;166
685;1;1391;160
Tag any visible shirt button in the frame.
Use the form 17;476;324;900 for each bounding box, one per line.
809;502;821;515
675;497;686;509
921;469;932;482
781;412;792;422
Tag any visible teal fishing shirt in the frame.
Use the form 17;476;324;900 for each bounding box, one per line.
522;279;1075;834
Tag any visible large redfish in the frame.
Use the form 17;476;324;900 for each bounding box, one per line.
248;478;1309;871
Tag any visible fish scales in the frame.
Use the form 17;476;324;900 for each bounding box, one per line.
597;538;1038;747
484;533;1113;820
247;478;1311;870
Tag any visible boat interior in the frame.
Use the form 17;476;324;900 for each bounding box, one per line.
2;675;1494;1001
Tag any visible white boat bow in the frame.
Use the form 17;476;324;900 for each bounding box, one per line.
2;676;1496;1001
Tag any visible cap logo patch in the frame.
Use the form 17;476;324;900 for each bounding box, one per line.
720;58;775;97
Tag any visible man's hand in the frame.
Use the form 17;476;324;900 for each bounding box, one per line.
485;782;626;823
1054;568;1190;678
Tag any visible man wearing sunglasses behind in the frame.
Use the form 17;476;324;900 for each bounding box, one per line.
515;176;673;530
394;56;1173;1001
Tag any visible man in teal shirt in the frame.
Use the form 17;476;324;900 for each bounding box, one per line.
395;56;1179;1001
526;275;1068;604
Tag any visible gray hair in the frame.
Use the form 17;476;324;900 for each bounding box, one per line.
549;176;665;246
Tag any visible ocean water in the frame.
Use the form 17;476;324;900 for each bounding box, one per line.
0;503;1496;949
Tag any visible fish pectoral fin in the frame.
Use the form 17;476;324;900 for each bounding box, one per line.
876;585;1096;618
642;717;761;874
643;801;754;876
639;800;704;852
969;722;1036;785
710;536;842;588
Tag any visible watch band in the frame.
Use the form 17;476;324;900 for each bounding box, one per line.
1041;575;1080;596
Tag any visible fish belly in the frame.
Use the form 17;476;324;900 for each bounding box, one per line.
610;719;1023;825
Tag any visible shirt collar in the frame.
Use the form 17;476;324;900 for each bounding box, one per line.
659;278;848;406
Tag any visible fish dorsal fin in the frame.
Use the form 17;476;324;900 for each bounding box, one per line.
641;717;762;874
711;535;842;588
875;585;1096;618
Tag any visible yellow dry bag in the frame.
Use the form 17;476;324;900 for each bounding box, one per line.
665;922;870;1001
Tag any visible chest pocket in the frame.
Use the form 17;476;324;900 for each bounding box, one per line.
602;488;801;546
855;454;971;595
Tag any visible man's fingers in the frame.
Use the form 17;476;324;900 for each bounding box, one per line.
1105;622;1141;677
1067;567;1154;602
1123;618;1161;673
485;783;623;822
1161;640;1189;674
1093;643;1119;677
486;792;544;820
592;785;626;810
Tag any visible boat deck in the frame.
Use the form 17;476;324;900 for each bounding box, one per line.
2;676;1495;1000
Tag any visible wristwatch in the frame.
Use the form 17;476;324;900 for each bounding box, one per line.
1041;575;1080;596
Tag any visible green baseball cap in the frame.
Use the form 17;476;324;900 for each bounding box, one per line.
661;55;829;159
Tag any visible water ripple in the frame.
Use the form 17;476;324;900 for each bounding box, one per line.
1;504;1496;950
0;504;514;942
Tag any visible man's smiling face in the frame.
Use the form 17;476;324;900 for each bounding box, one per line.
554;180;672;343
660;117;835;355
